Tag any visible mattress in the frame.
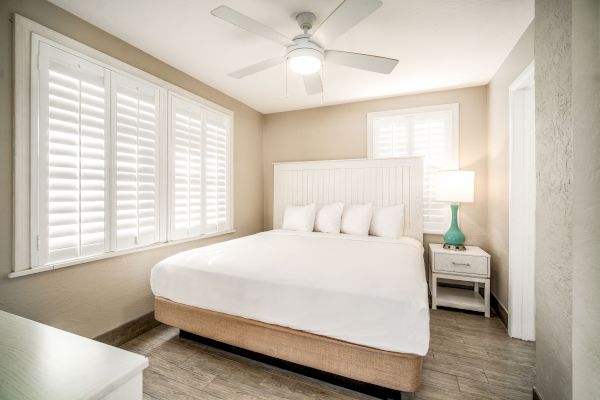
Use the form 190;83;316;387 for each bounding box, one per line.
150;230;430;356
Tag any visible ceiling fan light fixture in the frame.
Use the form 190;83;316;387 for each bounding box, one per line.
212;0;398;97
288;48;323;75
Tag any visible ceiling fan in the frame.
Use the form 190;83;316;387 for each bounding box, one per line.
210;0;398;95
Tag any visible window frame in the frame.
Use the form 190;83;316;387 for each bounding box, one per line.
12;14;234;277
366;103;459;234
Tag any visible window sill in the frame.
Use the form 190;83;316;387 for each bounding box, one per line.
8;229;236;279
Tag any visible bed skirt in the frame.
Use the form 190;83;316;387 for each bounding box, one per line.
154;297;423;392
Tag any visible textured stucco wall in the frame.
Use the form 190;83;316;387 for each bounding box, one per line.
486;23;534;310
532;0;600;397
535;1;600;397
572;0;600;398
535;0;574;399
0;0;264;338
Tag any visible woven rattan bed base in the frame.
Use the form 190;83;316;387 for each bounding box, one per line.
154;297;423;392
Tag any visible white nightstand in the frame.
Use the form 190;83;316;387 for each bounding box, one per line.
429;243;491;317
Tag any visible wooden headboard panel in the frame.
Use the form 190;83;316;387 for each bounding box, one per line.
273;157;424;243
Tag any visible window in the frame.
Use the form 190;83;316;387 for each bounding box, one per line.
14;18;233;275
168;94;232;240
203;109;232;233
111;73;161;250
34;43;110;266
367;104;459;234
169;95;205;240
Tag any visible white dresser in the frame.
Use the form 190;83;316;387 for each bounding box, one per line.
429;243;491;317
0;310;148;400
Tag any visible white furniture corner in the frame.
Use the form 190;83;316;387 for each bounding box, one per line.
429;243;491;317
0;311;148;400
273;157;424;243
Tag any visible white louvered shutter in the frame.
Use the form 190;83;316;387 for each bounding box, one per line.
204;110;231;233
36;43;109;266
169;96;204;239
412;110;454;232
370;107;457;233
372;116;410;158
112;73;161;250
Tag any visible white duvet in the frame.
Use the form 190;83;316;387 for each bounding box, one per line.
151;230;430;356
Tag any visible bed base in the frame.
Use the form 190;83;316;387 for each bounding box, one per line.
154;297;423;394
179;329;404;399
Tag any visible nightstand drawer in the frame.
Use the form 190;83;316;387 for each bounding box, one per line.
433;252;488;276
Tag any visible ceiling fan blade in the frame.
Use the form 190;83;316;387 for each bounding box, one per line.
325;50;398;74
211;5;294;47
311;0;382;47
228;57;286;79
303;73;323;95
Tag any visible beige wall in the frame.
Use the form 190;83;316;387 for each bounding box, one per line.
263;86;489;259
0;0;264;338
486;23;534;309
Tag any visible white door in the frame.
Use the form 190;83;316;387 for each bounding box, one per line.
508;62;536;341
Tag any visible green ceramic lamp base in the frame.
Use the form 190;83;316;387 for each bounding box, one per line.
443;204;466;251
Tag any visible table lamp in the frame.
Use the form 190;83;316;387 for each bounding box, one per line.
436;170;475;251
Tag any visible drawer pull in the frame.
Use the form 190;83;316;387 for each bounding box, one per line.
452;262;471;267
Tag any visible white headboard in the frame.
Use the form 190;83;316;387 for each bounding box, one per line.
273;157;424;243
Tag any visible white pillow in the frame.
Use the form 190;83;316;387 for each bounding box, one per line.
340;203;373;235
282;204;316;232
370;205;405;239
314;203;344;233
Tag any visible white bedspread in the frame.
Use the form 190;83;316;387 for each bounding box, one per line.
150;230;430;356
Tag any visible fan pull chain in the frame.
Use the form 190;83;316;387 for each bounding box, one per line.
285;58;289;98
322;67;325;104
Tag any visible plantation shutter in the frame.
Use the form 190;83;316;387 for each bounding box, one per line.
112;73;161;250
169;96;204;239
370;107;457;233
412;111;454;232
25;34;237;272
36;43;109;266
372;116;410;158
204;110;231;233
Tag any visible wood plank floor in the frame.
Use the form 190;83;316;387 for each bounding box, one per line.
120;309;535;400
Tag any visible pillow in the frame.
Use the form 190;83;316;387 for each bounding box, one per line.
340;203;373;235
314;203;344;233
282;204;316;232
370;205;405;239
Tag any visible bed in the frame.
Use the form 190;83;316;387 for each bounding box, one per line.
152;157;428;393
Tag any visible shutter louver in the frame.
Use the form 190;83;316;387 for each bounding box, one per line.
169;97;204;239
204;110;231;233
112;74;160;250
371;108;456;233
37;43;108;266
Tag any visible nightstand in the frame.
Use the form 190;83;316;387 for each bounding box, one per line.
429;243;491;317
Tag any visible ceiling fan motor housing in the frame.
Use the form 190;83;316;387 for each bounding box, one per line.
296;12;316;32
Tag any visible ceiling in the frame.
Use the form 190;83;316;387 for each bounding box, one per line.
48;0;533;114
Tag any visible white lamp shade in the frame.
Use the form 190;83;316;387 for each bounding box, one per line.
436;170;475;203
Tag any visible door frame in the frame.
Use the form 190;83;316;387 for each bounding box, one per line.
508;61;536;341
